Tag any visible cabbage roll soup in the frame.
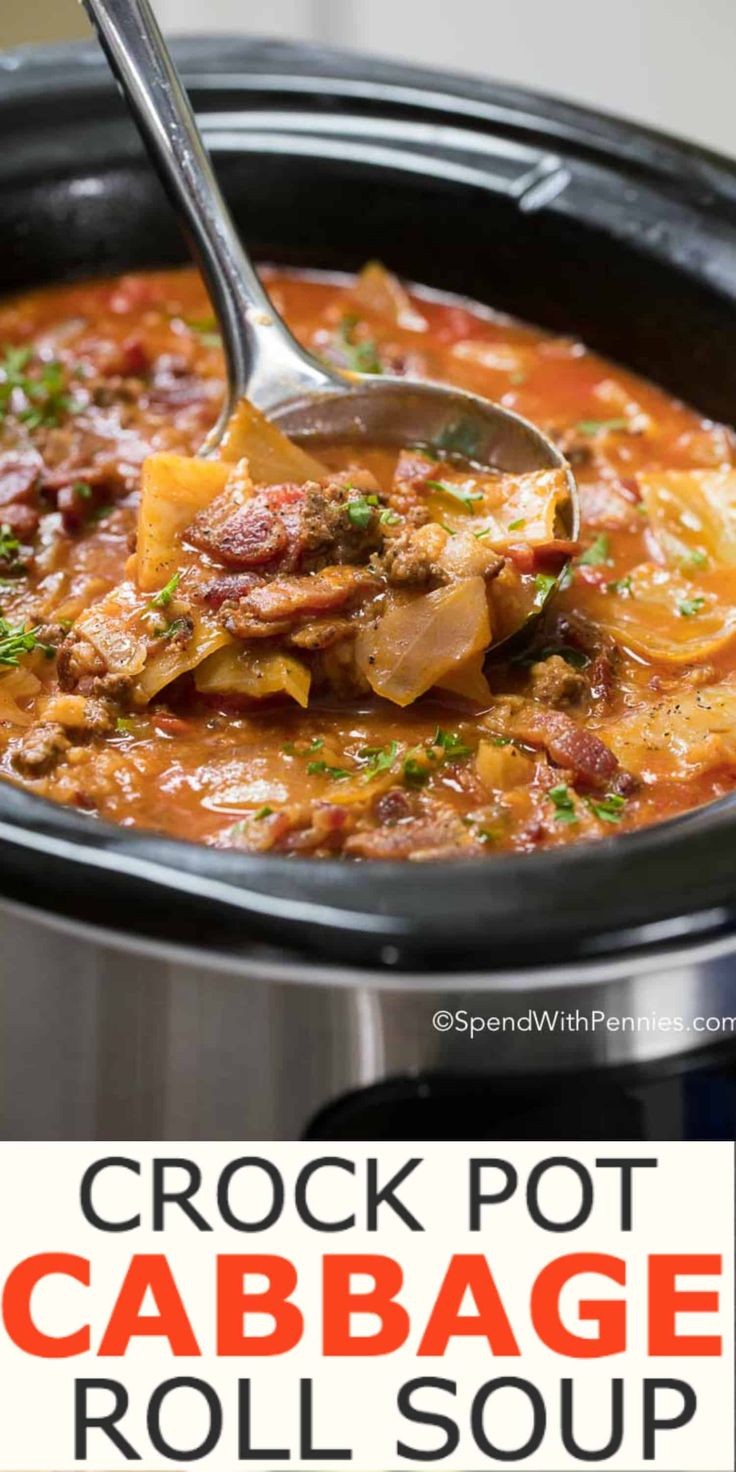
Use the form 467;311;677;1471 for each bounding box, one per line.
0;262;734;860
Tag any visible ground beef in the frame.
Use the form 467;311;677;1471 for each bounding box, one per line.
12;723;70;777
57;634;107;692
528;654;587;708
377;522;449;586
288;618;355;651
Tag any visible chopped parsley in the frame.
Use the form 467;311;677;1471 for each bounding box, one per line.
578;532;611;566
115;717;137;734
682;548;708;570
337;314;383;375
490;735;511;747
426;479;483;513
607;574;633;597
575;417;630;437
0;619;50;667
360;740;399;780
149;572;181;609
379;507;401;526
678;595;706;618
431;727;472;759
547;783;578;825
0;348;79;431
161;616;191;641
344;493;379;530
403;755;430;788
534;572;557;606
253;805;274;820
0;523;22;567
73;480;93;501
283;736;324;756
507;517;526;531
587;792;627;823
184;316;222;348
307;760;351;779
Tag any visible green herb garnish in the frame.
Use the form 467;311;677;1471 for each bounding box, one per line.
344;494;379;530
184;316;222;348
0;619;49;667
403;755;430;788
161;616;191;641
578;532;611;566
0;523;21;566
283;736;323;756
360;740;400;780
607;574;633;597
431;727;472;759
534;572;557;606
575;417;630;437
307;760;351;779
115;717;136;734
149;571;181;609
337;314;383;375
253;805;274;820
587;792;627;823
426;479;483;513
0;350;80;431
682;548;708;570
678;595;706;618
507;517;526;531
548;783;578;825
379;507;401;526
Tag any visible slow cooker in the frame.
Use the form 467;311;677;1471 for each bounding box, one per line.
2;36;736;1141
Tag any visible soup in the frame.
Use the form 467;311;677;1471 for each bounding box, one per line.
0;262;734;859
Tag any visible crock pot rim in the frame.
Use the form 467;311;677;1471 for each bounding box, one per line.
1;35;736;971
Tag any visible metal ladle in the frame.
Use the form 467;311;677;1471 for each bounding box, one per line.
81;0;579;644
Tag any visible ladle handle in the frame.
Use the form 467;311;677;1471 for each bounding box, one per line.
80;0;337;412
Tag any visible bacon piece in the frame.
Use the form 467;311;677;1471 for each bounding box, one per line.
187;469;384;575
195;572;259;611
344;816;469;860
203;501;289;568
0;502;39;540
0;451;42;506
231;566;379;624
510;704;619;789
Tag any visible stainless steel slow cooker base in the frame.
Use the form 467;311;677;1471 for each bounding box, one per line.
3;899;735;1139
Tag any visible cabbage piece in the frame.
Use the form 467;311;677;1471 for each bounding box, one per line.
0;667;41;727
427;467;569;548
639;468;736;569
137;454;233;592
216;398;327;481
357;577;491;707
602;680;736;781
437;653;492;706
582;561;736;665
350;260;426;331
134;614;233;704
76;584;149;676
194;646;311;708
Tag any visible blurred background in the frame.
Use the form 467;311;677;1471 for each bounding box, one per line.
8;0;736;160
